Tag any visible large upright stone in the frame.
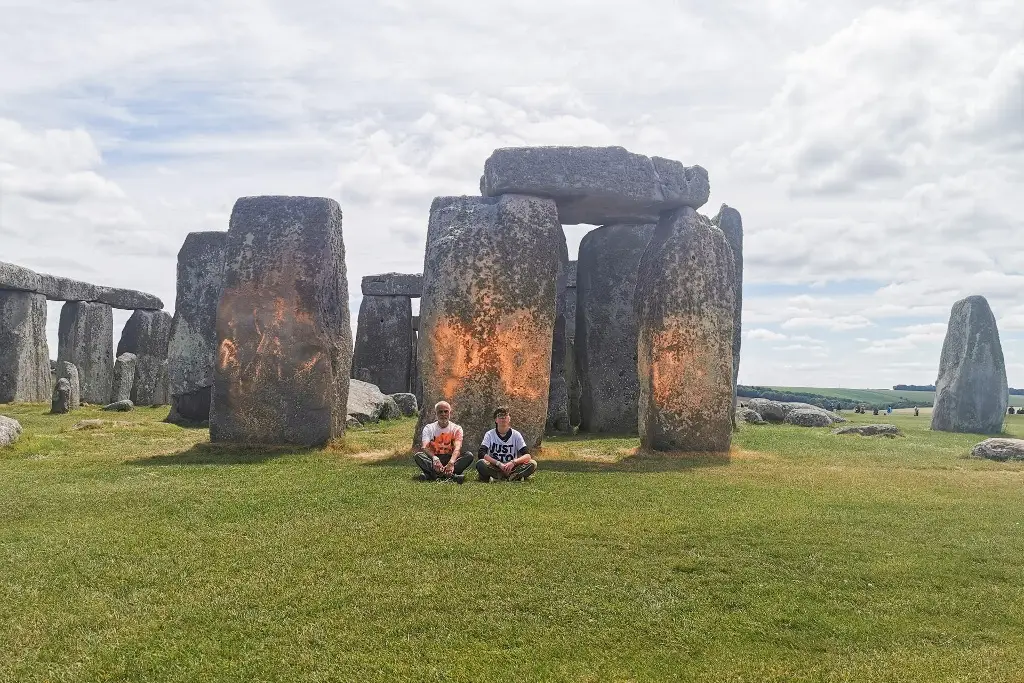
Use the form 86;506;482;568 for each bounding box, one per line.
576;223;654;434
361;273;423;297
480;146;710;225
564;261;581;427
351;295;413;394
545;252;571;434
117;309;172;406
211;196;351;446
110;352;138;403
931;295;1008;434
635;208;736;452
0;291;51;403
57;301;113;405
713;205;744;428
167;231;227;423
56;361;80;410
416;194;564;453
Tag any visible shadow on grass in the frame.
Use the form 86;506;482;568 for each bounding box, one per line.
358;448;730;474
128;441;309;466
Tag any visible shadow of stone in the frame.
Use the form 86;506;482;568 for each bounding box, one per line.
357;447;729;475
128;441;309;466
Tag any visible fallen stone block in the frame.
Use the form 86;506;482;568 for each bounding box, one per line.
971;438;1024;461
833;424;902;437
0;415;22;447
102;400;134;412
390;393;418;417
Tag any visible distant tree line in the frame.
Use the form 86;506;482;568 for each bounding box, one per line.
893;383;1024;396
738;385;932;410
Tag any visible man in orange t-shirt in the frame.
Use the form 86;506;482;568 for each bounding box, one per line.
414;401;475;483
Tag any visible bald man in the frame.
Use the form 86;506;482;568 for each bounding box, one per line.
413;401;475;483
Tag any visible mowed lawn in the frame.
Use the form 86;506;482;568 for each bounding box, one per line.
2;406;1024;682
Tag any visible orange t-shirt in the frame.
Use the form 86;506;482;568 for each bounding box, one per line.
421;421;464;456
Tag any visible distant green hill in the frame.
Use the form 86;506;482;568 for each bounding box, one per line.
738;386;1024;409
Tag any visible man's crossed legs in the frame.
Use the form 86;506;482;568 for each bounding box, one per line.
413;451;475;483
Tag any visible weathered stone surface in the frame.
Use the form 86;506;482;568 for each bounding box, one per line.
352;295;413;394
636;208;736;452
211;196;351;446
971;438;1024;461
360;273;424;297
736;407;765;424
784;408;834;427
576;223;654;434
102;400;134;412
931;295;1008;434
713;205;743;428
346;415;361;428
0;262;162;309
57;301;113;405
390;392;418;417
411;330;422;407
747;399;787;423
56;361;80;410
167;387;212;424
117;310;172;406
833;424;902;437
412;315;420;332
152;360;169;406
0;262;42;292
416;194;564;454
0;291;51;403
348;379;399;423
37;274;97;302
73;419;106;430
0;415;22;447
110;353;138;403
546;251;571;434
167;231;227;422
51;378;73;414
564;261;580;427
480;146;710;225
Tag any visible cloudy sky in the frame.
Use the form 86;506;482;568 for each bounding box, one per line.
2;0;1022;389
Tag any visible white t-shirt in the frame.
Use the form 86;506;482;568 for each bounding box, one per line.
480;428;528;464
421;421;464;457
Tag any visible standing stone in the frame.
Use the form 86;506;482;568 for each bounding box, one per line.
635;208;736;452
111;352;138;403
713;205;743;429
167;231;227;423
546;252;571;434
57;301;114;405
576;223;654;434
0;291;51;403
153;360;169;406
931;295;1008;434
352;295;413;394
51;378;73;414
117;310;173;406
416;194;564;454
211;196;351;446
564;261;581;427
56;361;80;410
411;329;422;407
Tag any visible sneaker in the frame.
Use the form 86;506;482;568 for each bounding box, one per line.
509;462;534;481
414;472;429;482
453;474;465;484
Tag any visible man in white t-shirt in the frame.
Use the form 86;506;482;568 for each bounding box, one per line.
414;401;474;483
476;406;538;482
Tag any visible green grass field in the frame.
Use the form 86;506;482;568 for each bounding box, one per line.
2;405;1024;681
765;386;1024;408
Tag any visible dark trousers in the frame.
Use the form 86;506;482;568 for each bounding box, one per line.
476;459;537;481
414;451;474;480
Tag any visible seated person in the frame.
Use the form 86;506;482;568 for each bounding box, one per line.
414;401;474;483
476;406;537;482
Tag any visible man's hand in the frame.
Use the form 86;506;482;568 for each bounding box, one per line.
501;461;515;476
432;456;443;473
443;461;455;475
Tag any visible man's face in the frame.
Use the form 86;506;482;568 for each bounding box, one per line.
436;405;451;425
495;412;511;432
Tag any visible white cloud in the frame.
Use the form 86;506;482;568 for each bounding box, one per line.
747;328;787;341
